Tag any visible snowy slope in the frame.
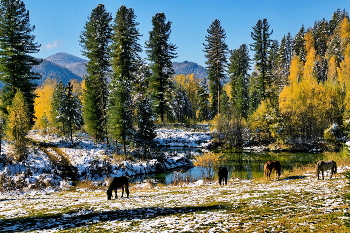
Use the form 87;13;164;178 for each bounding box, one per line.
0;129;212;190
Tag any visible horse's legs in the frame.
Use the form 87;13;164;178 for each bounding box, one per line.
121;187;124;197
115;189;118;198
219;177;222;185
126;186;129;197
267;170;272;180
276;170;279;180
322;170;324;180
330;170;333;179
224;176;227;185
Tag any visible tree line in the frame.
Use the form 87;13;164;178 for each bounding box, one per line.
1;1;350;163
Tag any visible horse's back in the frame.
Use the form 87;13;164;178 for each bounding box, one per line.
218;167;228;176
317;160;336;170
265;161;280;170
110;176;129;189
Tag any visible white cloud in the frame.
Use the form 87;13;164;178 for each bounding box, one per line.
43;40;62;50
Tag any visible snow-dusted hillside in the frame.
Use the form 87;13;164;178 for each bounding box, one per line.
0;128;212;191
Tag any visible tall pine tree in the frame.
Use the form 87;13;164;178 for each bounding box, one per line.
145;12;177;123
134;96;156;159
0;0;41;124
52;82;83;145
203;19;229;118
196;78;210;121
293;25;306;62
228;44;250;118
108;5;142;157
80;4;112;142
250;18;273;106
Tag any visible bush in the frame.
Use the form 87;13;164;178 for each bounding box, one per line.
193;152;225;179
210;113;245;149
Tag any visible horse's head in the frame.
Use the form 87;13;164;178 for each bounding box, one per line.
107;189;112;200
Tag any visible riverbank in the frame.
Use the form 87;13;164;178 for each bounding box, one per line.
0;168;349;232
0;128;211;191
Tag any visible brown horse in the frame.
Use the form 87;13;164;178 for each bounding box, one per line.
218;167;228;185
107;176;129;200
264;161;281;180
316;160;337;180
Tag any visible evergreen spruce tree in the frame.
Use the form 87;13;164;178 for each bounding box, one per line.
108;5;142;157
219;90;230;116
313;19;330;57
313;19;330;82
145;12;177;123
134;96;156;159
278;33;294;78
293;25;306;62
60;82;83;144
0;0;41;124
6;90;31;162
228;44;250;118
203;19;229;117
80;4;112;142
329;9;349;34
248;71;262;114
250;19;273;106
51;82;83;144
50;81;65;130
267;39;282;100
171;85;194;122
196;78;210;121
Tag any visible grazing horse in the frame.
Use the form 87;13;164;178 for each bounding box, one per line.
264;161;281;180
316;160;337;180
218;167;228;185
107;176;129;200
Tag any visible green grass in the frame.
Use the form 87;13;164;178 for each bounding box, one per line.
1;176;349;232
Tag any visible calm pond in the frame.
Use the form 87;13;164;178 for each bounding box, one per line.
131;150;347;185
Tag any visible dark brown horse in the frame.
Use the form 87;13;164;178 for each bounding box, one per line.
316;160;337;180
218;167;228;185
107;176;129;200
264;161;281;180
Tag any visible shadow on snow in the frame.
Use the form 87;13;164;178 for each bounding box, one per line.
0;204;223;232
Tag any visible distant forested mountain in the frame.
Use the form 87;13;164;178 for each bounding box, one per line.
31;59;83;84
45;52;88;78
31;53;207;85
173;61;207;79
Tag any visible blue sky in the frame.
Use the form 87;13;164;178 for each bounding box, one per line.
25;0;349;66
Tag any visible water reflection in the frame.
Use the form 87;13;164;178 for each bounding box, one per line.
131;151;329;185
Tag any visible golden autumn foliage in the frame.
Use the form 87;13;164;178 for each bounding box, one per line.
339;17;350;50
34;78;58;130
194;151;224;178
6;91;31;161
173;73;200;104
34;78;83;131
70;79;83;98
278;28;350;141
288;55;303;86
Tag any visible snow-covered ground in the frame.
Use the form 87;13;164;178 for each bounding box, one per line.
0;128;212;190
0;170;348;232
154;128;212;148
1;129;350;231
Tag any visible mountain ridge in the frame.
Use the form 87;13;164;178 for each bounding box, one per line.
31;52;207;85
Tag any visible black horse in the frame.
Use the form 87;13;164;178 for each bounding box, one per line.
107;176;129;200
218;167;228;185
